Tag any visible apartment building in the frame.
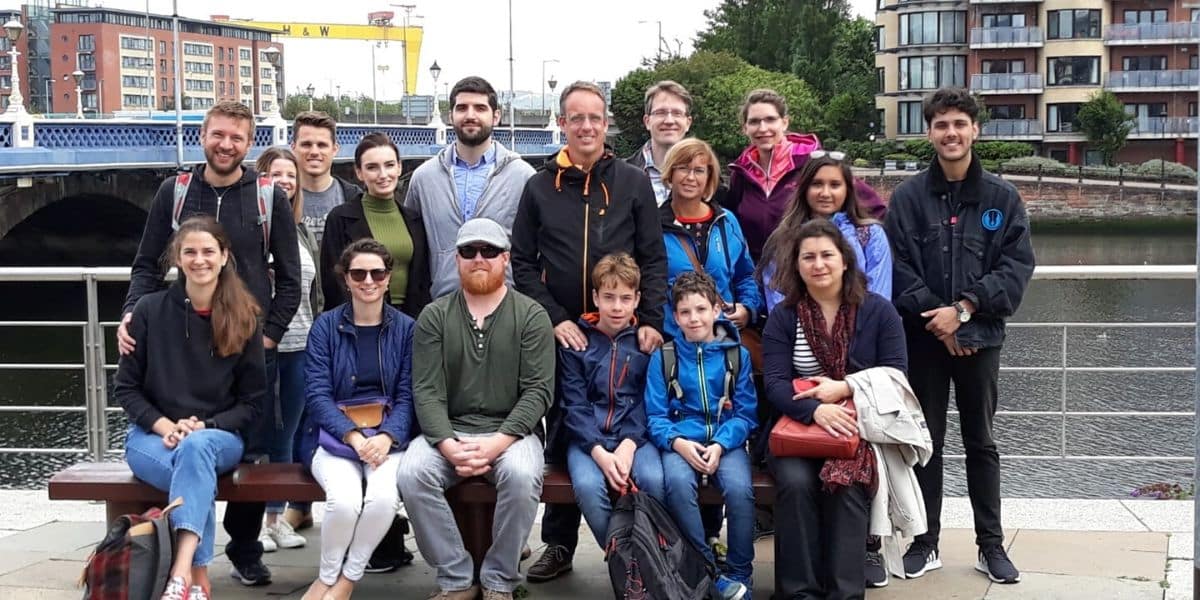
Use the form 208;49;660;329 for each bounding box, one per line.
0;5;283;116
875;0;1199;166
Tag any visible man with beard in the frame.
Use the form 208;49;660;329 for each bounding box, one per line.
398;218;555;600
513;80;667;583
117;100;300;587
406;76;535;298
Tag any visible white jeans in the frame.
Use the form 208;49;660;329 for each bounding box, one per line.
310;446;403;584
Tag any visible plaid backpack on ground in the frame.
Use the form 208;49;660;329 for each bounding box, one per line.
79;498;180;600
605;486;712;600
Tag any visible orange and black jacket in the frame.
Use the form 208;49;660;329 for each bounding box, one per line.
512;146;667;332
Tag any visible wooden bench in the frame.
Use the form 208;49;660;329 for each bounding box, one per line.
49;462;776;570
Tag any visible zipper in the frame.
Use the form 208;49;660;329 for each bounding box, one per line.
604;343;617;432
616;355;630;387
581;199;590;314
696;345;712;441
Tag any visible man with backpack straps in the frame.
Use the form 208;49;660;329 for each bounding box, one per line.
117;101;300;588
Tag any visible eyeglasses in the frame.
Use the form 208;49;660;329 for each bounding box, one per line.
348;268;390;282
649;108;688;120
565;114;605;127
745;115;781;128
457;244;504;259
809;150;847;161
671;165;710;178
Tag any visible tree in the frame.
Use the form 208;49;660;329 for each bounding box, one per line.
1077;91;1135;165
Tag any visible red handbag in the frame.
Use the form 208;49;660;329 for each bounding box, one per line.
768;378;860;459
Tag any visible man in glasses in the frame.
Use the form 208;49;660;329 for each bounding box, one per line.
885;87;1034;585
406;76;536;298
398;218;555;600
627;80;694;206
512;80;667;583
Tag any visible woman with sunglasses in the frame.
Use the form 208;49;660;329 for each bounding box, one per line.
302;238;417;600
759;153;892;313
659;138;762;343
320;132;431;319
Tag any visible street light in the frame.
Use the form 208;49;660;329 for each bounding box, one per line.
541;59;559;116
3;18;25;114
306;83;315;111
262;47;281;115
71;70;83;118
547;75;558;127
335;84;341;121
428;60;443;128
637;19;665;63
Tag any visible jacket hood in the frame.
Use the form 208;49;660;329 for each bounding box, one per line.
731;132;821;174
672;319;741;353
547;145;617;198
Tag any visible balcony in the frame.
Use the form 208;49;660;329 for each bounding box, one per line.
1126;116;1200;139
1104;70;1200;92
970;72;1044;94
981;119;1043;140
968;0;1041;4
1104;22;1200;45
969;26;1044;48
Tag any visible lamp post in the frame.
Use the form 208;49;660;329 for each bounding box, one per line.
547;76;558;128
428;60;442;128
72;70;83;118
391;3;416;125
260;47;286;144
3;18;25;114
43;78;51;114
376;65;389;121
262;47;281;113
541;58;558;116
335;84;341;121
306;83;315;111
637;19;665;63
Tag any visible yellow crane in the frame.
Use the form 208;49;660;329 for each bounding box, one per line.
216;16;422;95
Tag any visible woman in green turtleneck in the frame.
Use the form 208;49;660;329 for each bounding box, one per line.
320;133;431;319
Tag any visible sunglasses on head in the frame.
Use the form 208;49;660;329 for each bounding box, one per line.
809;150;847;161
348;268;390;282
457;244;504;259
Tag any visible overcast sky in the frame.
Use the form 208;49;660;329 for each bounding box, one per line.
92;0;877;101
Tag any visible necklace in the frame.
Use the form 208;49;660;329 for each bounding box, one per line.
207;181;235;220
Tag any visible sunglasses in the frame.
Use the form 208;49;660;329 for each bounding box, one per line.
809;150;847;161
348;268;390;282
457;245;504;259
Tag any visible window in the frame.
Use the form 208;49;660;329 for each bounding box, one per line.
160;58;167;74
1047;56;1100;85
1193;55;1199;70
261;83;274;95
875;26;885;51
1125;102;1168;120
81;91;97;109
218;64;225;78
217;47;225;61
121;56;152;69
1193;8;1200;22
185;79;214;92
122;75;150;88
219;81;226;96
1124;10;1167;24
184;61;213;74
981;59;1024;74
0;56;8;70
239;48;251;61
989;105;1026;119
1189;102;1197;117
159;40;166;55
1047;103;1082;132
878;0;885;10
0;75;11;88
1123;56;1167;71
899;101;925;134
240;65;252;78
876;67;885;93
899;11;966;45
183;43;212;57
123;94;151;107
260;67;272;79
77;53;95;71
120;36;151;51
77;34;95;51
982;14;1026;28
161;78;168;92
1048;10;1101;39
899;55;966;90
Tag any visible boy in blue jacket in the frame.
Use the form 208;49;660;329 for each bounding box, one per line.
646;271;757;600
561;253;666;547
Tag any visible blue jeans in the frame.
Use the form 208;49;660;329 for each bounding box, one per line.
266;349;307;514
566;442;666;547
125;425;244;566
662;445;755;584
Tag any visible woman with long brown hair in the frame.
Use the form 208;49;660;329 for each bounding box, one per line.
114;216;265;600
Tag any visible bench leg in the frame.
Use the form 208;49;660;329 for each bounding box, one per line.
449;498;496;580
105;500;156;524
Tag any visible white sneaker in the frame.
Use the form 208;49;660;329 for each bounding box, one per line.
265;519;307;549
258;529;278;553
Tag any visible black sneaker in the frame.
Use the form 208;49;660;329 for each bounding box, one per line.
752;508;774;541
229;559;272;586
977;544;1020;584
526;544;573;582
902;541;941;578
865;549;889;588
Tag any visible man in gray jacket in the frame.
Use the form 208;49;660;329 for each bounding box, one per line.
405;76;536;298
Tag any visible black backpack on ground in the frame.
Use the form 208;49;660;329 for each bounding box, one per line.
605;487;712;600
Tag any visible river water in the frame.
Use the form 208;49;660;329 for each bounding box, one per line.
0;212;1195;497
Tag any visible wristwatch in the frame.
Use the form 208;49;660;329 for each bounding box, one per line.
953;301;971;323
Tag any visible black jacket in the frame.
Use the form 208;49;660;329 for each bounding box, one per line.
319;186;432;319
124;165;301;343
512;147;668;331
114;280;266;437
883;155;1035;349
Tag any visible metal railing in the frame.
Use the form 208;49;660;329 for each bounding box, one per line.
969;72;1044;93
0;265;1196;463
969;26;1044;46
1128;116;1200;137
1104;69;1200;90
981;118;1043;138
1104;21;1200;44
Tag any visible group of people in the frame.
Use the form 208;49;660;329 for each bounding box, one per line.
112;73;1035;600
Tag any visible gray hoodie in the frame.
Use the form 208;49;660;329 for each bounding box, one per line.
404;140;536;298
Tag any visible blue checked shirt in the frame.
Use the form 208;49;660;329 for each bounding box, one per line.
452;143;497;221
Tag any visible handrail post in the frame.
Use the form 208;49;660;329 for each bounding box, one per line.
83;273;107;461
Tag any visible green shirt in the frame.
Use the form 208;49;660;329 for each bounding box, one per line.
361;193;412;306
413;288;556;445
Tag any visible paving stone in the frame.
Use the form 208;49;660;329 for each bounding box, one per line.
1121;499;1193;533
1008;530;1166;580
0;587;81;600
1168;532;1193;560
983;572;1162;600
0;551;53;578
0;558;86;590
0;522;103;553
1164;558;1194;600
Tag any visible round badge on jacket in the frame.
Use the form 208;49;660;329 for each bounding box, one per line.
981;208;1004;231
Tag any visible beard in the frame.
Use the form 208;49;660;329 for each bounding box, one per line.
461;265;505;295
454;120;493;147
204;148;244;177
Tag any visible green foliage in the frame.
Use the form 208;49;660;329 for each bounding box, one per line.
610;68;657;157
883;153;918;162
1135;159;1197;179
699;65;821;160
902;139;935;162
973;141;1035;161
1076;91;1135;166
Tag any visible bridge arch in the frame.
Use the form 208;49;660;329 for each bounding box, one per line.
0;170;163;241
